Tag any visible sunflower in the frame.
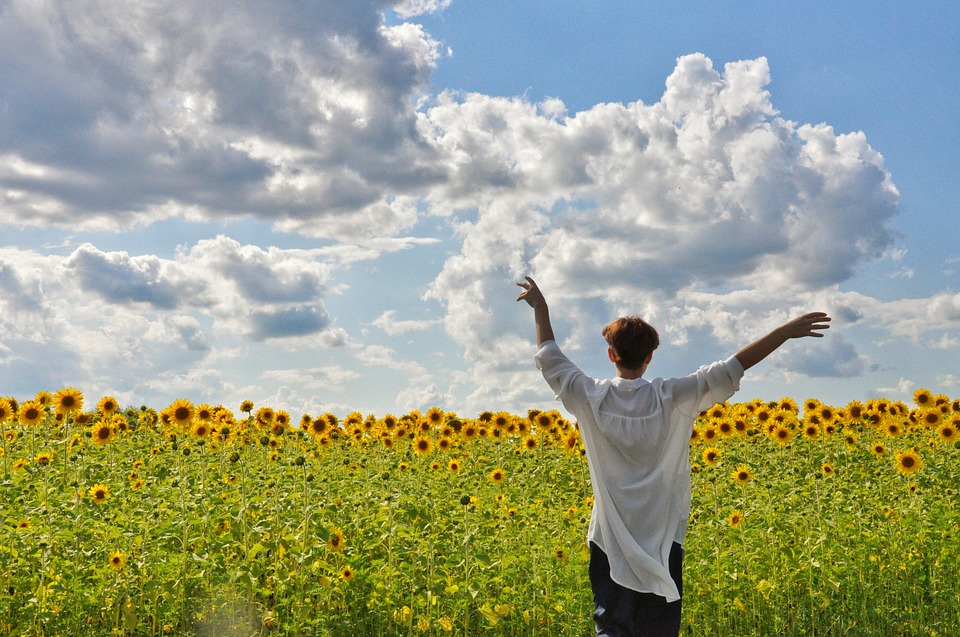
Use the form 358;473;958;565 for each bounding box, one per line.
489;468;506;484
35;452;53;467
894;449;923;476
872;442;887;456
327;528;345;551
12;458;28;471
108;550;126;570
730;464;752;484
16;519;31;530
920;409;941;428
802;423;820;440
54;387;84;416
886;421;902;437
412;436;433;456
91;421;114;445
701;447;722;466
255;407;275;428
462;423;478;440
771;425;793;445
97;396;119;415
822;463;836;476
18;401;44;426
448;459;462;474
913;388;933;408
437;436;452;451
522;435;538;451
430;461;441;471
0;398;12;423
89;483;111;504
34;391;53;407
239;400;254;413
426;407;444;427
341;566;355;581
727;510;744;528
937;422;957;443
192;420;211;439
168;399;194;429
553;547;567;562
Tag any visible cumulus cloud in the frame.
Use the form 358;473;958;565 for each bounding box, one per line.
372;310;441;335
419;54;902;411
0;1;446;239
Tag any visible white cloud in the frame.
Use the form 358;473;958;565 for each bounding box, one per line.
372;310;441;335
0;1;446;239
419;54;901;412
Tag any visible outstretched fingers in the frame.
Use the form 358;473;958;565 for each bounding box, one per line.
798;312;831;338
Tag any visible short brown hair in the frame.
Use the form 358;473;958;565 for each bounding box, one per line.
602;316;659;370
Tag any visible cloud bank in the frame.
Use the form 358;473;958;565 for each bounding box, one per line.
4;0;956;414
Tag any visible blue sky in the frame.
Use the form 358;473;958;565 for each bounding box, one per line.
1;1;958;418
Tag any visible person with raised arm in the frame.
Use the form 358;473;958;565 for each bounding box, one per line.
516;276;830;637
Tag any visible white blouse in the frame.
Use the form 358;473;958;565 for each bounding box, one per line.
536;340;744;602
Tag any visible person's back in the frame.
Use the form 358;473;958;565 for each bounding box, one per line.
517;276;830;637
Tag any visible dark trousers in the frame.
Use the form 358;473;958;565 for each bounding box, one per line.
589;542;683;637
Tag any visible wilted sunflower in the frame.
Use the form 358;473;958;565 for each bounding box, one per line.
54;387;84;416
18;401;44;426
894;449;923;476
89;483;111;504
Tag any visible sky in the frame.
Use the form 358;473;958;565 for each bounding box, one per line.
1;0;959;419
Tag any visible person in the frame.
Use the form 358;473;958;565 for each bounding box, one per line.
516;276;830;637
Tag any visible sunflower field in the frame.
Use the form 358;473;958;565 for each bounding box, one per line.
0;389;958;636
